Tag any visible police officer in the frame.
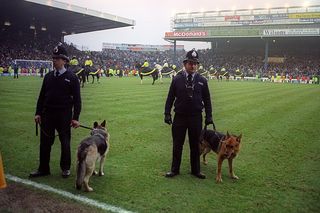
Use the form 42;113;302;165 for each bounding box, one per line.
141;59;149;72
30;43;81;178
13;62;19;79
84;56;93;67
69;56;79;66
84;56;93;82
164;49;214;179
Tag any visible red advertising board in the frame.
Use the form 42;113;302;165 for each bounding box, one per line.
165;31;208;37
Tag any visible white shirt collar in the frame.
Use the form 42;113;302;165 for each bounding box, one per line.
55;66;66;76
184;70;195;78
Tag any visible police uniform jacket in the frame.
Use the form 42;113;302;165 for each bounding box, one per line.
165;71;212;117
36;68;81;120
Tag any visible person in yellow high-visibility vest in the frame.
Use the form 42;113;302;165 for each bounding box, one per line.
69;56;79;66
141;60;149;68
141;59;149;73
84;56;93;67
0;152;7;189
84;56;93;82
163;60;169;68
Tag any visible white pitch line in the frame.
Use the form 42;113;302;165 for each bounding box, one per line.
6;174;135;213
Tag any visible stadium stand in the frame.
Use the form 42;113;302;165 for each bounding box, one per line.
0;2;319;83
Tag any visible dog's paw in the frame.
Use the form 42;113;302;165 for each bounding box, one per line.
93;171;98;176
203;161;208;165
85;187;93;192
216;176;223;183
231;175;239;180
99;171;104;176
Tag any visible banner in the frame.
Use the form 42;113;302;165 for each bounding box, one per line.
263;28;320;36
289;13;320;19
268;57;285;63
225;15;240;21
165;31;208;38
102;43;184;52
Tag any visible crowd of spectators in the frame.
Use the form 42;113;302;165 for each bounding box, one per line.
1;35;319;79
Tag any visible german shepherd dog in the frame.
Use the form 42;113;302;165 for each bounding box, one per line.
199;126;242;183
75;120;110;192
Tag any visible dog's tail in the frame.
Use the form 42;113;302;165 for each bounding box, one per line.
75;145;88;190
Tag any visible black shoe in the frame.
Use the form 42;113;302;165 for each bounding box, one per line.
61;170;70;178
165;171;179;178
192;173;206;179
29;170;50;178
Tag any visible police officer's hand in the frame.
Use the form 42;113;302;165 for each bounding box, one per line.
164;114;172;125
71;120;80;128
34;115;41;124
205;116;214;125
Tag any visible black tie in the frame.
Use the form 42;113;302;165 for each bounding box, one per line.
55;71;59;77
187;74;192;86
186;74;193;98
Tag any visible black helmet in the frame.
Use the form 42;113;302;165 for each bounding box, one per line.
183;48;199;64
52;43;69;62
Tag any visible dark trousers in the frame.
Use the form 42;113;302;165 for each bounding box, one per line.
170;113;202;174
38;108;72;173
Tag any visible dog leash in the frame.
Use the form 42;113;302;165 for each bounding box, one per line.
35;123;93;137
79;125;93;130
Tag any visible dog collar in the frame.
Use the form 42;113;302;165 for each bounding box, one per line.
94;133;106;141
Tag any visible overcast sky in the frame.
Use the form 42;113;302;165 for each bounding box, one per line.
61;0;319;51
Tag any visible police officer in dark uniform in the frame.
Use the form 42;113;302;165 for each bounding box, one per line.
164;49;214;179
30;43;81;178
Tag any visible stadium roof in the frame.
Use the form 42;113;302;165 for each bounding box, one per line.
1;0;135;36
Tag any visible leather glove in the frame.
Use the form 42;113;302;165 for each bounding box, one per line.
164;114;172;125
205;116;214;125
205;116;216;130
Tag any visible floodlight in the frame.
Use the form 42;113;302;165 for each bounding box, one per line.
41;27;47;31
30;25;35;30
4;21;11;26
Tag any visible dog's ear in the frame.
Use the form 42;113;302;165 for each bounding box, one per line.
101;120;106;127
237;133;242;143
93;121;98;128
220;135;226;142
226;131;230;138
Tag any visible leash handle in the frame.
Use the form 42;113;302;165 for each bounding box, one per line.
212;122;216;131
204;123;216;131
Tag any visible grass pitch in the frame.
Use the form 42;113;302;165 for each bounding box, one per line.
0;76;319;212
